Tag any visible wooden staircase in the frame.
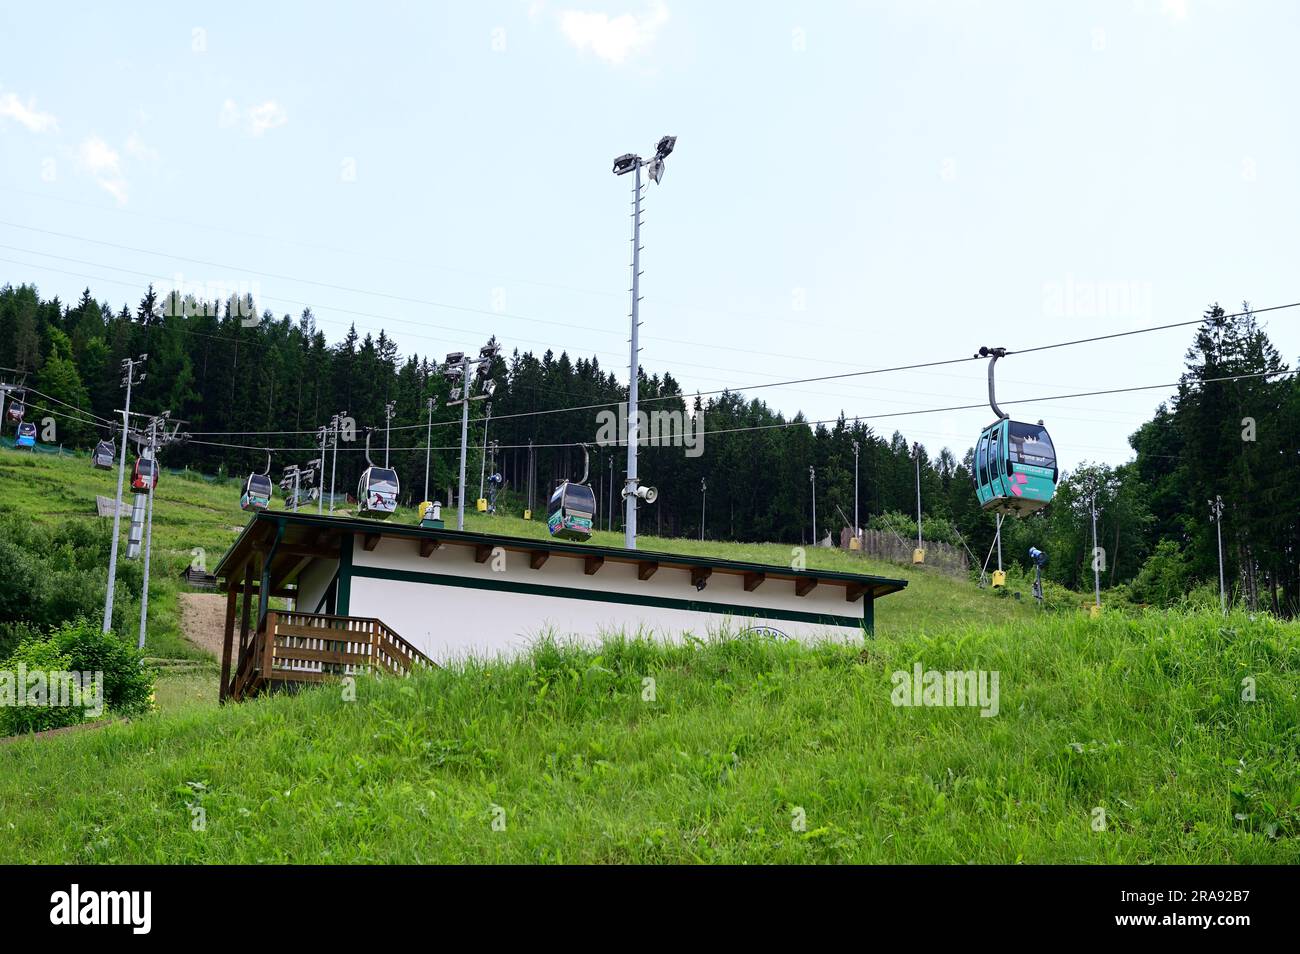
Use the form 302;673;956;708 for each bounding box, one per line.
227;610;434;702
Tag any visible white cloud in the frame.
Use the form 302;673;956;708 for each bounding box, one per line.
1161;0;1189;22
219;98;241;129
219;98;288;136
77;136;128;205
0;90;59;133
125;132;160;163
246;100;288;136
556;1;669;65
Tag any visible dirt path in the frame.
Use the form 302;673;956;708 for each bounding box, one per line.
178;592;226;660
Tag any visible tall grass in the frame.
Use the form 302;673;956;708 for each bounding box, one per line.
2;609;1295;863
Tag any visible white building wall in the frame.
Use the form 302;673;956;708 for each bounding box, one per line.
345;535;867;663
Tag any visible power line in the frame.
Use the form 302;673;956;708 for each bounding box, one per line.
179;367;1298;454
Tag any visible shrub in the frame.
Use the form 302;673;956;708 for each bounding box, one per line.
46;619;155;716
1128;539;1193;606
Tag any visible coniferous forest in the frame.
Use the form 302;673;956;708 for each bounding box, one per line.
1;281;1296;615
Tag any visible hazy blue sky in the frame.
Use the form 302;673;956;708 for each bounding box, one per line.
2;0;1297;471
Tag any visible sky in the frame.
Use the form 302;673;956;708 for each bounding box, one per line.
1;0;1298;472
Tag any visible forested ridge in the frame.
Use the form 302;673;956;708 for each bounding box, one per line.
2;282;1296;614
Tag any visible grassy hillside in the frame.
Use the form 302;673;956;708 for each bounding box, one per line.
0;446;1048;663
1;610;1296;863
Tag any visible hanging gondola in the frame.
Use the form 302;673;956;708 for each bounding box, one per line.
356;428;399;519
15;422;36;449
241;450;274;513
92;439;116;469
972;346;1058;515
131;455;159;493
6;390;27;423
547;444;597;542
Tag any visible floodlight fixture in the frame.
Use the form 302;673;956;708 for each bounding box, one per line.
654;135;676;159
612;153;638;175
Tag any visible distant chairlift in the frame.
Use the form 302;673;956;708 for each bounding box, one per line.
92;439;116;469
972;347;1058;515
241;450;274;513
6;390;27;424
15;421;36;450
356;428;399;519
547;444;597;542
131;456;159;492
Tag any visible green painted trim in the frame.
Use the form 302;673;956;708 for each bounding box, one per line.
337;533;353;616
350;564;867;630
864;596;875;637
313;570;339;616
257;519;284;630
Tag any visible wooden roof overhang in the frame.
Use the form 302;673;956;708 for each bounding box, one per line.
214;512;910;604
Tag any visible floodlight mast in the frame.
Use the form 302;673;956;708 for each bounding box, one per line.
612;135;676;550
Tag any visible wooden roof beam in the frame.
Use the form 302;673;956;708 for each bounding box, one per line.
795;577;818;598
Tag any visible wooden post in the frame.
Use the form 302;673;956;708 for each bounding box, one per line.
236;563;254;698
218;582;237;703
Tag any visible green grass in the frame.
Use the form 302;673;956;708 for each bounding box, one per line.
0;447;1046;661
4;449;1296;864
1;610;1296;863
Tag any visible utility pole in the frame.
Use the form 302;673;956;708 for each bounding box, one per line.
913;442;923;553
316;426;328;514
1090;491;1101;609
328;412;344;514
102;354;146;634
612;135;676;550
384;400;396;467
700;477;706;541
423;396;434;502
809;465;817;546
138;412;179;651
478;404;494;500
852;440;860;547
443;340;499;530
1210;495;1226;613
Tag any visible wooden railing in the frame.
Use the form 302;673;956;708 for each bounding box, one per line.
229;611;435;701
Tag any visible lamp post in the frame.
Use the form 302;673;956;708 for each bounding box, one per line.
384;400;396;467
700;477;706;541
809;465;817;546
913;442;923;553
1210;495;1226;613
423;396;434;503
612;135;676;550
852;440;860;546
